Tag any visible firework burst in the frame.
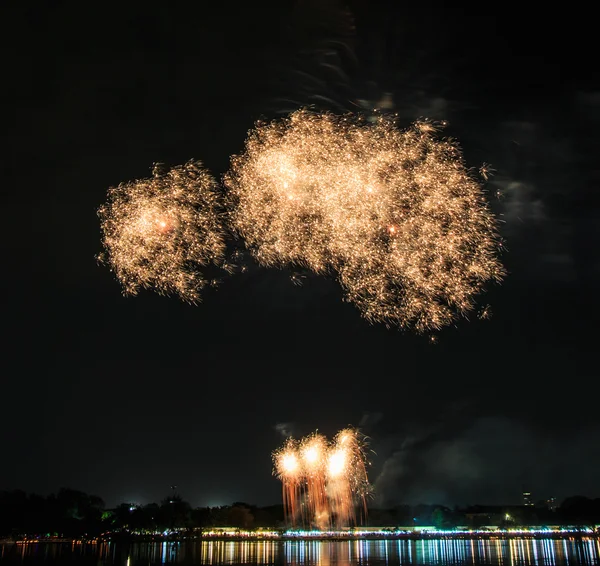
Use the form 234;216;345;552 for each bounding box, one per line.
98;160;226;303
273;428;371;529
273;438;303;525
300;433;329;529
225;109;504;332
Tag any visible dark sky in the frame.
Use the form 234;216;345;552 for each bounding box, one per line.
3;1;598;510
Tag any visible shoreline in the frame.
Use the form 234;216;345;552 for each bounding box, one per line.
2;531;598;544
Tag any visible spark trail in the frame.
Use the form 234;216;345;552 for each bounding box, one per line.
273;428;371;529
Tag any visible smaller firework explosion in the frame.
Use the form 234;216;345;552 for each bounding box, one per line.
98;160;226;303
273;428;371;529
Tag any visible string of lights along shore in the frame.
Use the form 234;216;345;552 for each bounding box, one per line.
98;110;504;332
273;428;371;530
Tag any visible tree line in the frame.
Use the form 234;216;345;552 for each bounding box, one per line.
0;489;284;538
1;489;599;539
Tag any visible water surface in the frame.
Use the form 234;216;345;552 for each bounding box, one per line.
1;539;599;566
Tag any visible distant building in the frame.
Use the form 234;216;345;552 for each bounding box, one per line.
522;490;534;506
547;497;558;511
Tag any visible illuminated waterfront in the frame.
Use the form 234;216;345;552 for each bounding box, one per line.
1;538;599;565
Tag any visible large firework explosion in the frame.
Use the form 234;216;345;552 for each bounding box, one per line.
225;109;504;332
98;160;226;303
273;428;371;529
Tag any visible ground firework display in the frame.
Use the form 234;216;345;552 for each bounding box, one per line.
98;160;226;303
226;110;504;331
273;428;371;529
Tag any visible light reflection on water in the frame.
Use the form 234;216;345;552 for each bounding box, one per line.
1;538;599;566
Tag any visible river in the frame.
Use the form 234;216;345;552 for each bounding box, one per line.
1;538;599;565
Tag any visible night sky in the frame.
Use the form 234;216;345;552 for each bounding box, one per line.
3;1;598;510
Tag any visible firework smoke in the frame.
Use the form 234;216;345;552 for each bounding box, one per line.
225;110;504;332
273;428;371;529
98;160;225;303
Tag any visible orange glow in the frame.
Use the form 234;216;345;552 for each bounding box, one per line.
273;428;370;530
225;110;504;332
98;161;225;303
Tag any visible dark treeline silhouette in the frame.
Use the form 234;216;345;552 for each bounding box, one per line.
367;498;600;530
1;490;599;539
0;489;105;538
0;489;285;538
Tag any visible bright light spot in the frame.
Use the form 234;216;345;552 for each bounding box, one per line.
328;449;346;477
282;452;299;473
304;446;319;464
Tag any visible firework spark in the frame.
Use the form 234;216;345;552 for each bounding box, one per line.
479;162;496;181
273;438;302;525
98;160;225;303
225;110;504;332
273;428;370;529
300;433;329;529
